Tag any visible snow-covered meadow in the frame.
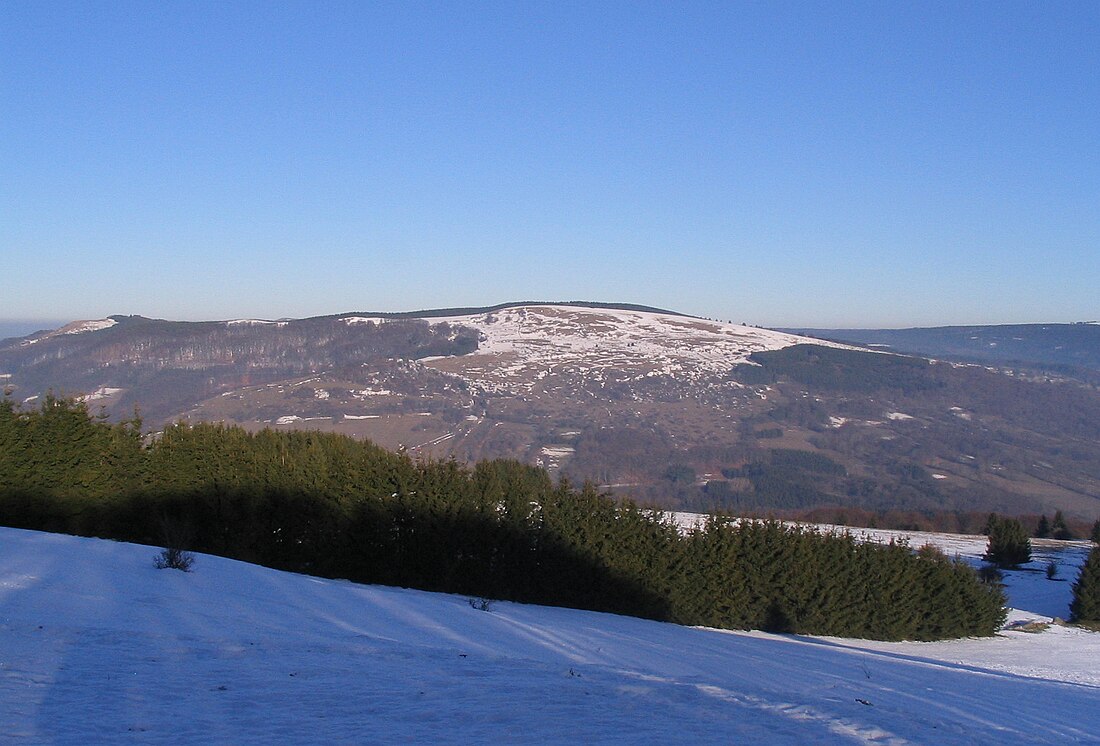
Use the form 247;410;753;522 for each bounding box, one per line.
1;526;1098;744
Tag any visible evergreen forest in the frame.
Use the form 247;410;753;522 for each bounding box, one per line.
0;395;1007;641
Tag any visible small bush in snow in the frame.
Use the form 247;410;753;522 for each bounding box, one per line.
154;546;195;572
468;597;493;612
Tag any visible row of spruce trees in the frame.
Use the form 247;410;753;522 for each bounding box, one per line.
0;395;1008;640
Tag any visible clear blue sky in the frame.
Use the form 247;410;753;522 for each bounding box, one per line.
2;1;1097;328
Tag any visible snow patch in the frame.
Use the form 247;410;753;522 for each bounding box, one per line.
352;388;393;398
341;316;387;325
62;318;118;335
540;445;575;458
77;387;122;402
226;319;288;327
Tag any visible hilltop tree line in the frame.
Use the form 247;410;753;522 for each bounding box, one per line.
0;395;1011;640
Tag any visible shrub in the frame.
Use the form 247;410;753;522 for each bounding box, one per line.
154;546;195;572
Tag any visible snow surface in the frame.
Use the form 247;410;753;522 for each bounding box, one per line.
2;527;1098;743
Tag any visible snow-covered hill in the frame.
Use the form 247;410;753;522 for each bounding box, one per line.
408;304;853;395
2;527;1098;743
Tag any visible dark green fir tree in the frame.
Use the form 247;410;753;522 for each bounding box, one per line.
1070;546;1100;623
1052;510;1075;540
983;515;1031;568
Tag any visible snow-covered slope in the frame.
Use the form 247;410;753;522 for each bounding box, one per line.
407;304;854;395
2;527;1098;744
16;318;118;346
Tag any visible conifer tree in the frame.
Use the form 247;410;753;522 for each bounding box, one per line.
1070;546;1100;623
983;515;1031;568
1051;510;1074;540
1035;514;1051;538
1091;519;1100;545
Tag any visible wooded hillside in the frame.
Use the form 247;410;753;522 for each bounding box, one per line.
0;395;1006;641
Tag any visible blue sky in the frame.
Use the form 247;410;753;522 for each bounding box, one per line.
2;1;1097;328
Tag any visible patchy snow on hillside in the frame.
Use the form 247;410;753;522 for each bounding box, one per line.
225;319;288;327
77;387;123;402
61;318;118;334
1;527;1098;744
418;305;855;395
18;318;118;346
340;316;387;325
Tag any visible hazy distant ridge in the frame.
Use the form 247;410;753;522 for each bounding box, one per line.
785;323;1100;373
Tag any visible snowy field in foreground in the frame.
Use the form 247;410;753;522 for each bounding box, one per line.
1;527;1098;744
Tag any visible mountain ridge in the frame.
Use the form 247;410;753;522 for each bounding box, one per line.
3;302;1099;519
785;323;1100;375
